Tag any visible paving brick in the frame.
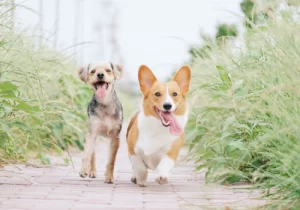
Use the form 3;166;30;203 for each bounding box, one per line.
72;202;109;208
0;138;268;210
144;202;180;209
0;208;26;210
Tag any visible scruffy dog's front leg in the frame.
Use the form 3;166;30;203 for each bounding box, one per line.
90;152;97;178
104;136;120;183
79;133;96;178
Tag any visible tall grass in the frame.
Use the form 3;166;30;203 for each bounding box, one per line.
0;2;137;164
187;8;300;209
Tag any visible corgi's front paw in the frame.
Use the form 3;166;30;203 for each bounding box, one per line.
131;177;137;184
137;179;147;187
155;176;169;185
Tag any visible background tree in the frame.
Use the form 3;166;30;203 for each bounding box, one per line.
240;0;258;28
215;23;238;45
188;23;238;63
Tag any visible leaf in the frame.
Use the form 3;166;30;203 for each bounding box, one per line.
0;120;14;142
216;66;231;86
196;164;206;171
0;91;18;99
189;143;196;151
15;101;40;113
185;125;197;141
52;122;63;139
74;139;84;151
0;40;7;47
226;141;249;154
0;81;18;92
36;153;51;164
226;175;243;184
258;26;268;31
31;116;42;126
10;122;31;132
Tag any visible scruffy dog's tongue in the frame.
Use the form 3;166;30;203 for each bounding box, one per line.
96;83;106;99
161;112;183;136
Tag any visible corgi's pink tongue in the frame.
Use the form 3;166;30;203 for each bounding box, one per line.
160;112;183;136
96;84;106;99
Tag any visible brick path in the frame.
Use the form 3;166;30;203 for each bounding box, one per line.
0;128;268;210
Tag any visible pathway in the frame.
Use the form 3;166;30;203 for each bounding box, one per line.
0;127;267;210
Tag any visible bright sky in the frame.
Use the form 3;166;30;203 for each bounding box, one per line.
15;0;243;81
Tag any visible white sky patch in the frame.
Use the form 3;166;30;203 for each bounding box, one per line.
14;0;243;82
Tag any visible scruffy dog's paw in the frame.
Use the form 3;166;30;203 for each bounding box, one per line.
89;169;97;178
155;176;169;185
131;177;137;184
137;179;147;187
79;165;90;178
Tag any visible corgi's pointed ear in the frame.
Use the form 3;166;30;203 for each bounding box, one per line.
138;65;157;94
173;65;191;97
78;64;90;83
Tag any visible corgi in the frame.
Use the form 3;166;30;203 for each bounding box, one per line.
126;65;191;187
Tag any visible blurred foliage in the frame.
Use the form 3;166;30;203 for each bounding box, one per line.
0;1;138;164
189;33;214;62
240;0;258;27
187;1;300;209
215;24;238;45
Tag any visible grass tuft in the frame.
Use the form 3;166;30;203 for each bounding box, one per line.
0;2;137;164
187;7;300;209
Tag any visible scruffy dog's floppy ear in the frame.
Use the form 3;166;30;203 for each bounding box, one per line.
78;64;90;83
110;62;123;80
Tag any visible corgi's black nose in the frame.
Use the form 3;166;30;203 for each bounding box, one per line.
97;73;104;79
163;103;172;111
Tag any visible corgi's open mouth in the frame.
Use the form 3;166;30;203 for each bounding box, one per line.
154;107;183;136
154;107;171;127
93;81;110;99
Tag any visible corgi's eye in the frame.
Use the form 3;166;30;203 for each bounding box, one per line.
91;70;95;74
155;92;161;97
106;69;111;73
173;92;177;96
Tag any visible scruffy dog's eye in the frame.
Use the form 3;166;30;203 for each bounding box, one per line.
173;92;177;96
106;69;111;73
155;92;161;97
91;70;95;74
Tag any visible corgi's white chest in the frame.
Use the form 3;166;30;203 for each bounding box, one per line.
135;111;188;157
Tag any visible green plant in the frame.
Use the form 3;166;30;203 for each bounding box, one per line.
0;2;138;164
215;24;238;44
187;5;300;210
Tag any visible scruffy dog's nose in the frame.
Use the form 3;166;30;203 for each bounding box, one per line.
163;103;172;111
97;73;104;79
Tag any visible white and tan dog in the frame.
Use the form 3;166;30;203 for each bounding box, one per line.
126;65;191;187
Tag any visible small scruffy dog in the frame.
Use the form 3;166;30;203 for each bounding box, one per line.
78;61;123;183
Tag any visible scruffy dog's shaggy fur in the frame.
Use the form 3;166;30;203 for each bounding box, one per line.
78;62;123;183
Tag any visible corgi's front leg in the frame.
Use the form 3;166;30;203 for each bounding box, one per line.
155;155;175;185
130;155;148;187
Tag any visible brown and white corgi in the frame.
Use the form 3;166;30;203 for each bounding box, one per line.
126;65;191;187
